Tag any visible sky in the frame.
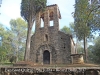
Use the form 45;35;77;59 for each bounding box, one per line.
0;0;75;29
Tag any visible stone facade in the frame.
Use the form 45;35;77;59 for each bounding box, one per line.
30;4;75;64
71;54;84;64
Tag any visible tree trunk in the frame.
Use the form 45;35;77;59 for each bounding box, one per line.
15;37;19;62
16;47;18;62
83;34;88;62
24;21;33;61
75;37;78;54
86;38;88;62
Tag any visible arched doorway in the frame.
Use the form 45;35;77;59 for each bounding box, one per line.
43;50;50;64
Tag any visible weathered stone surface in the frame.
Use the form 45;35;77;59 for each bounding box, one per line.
1;67;100;75
71;54;84;64
30;4;75;64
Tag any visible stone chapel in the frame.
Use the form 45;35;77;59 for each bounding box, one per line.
30;4;75;64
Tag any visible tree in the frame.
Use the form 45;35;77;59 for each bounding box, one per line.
9;56;16;63
9;18;27;62
0;45;7;62
74;0;95;62
88;0;100;32
69;22;76;37
88;37;100;63
21;0;47;61
68;22;79;53
0;18;27;63
76;41;84;54
60;26;72;34
74;0;100;62
0;24;13;62
87;45;94;63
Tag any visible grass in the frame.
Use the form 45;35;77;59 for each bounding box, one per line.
0;62;13;67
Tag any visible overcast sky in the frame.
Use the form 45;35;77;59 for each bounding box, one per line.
0;0;75;29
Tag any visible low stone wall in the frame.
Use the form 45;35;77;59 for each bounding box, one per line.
71;54;84;64
0;67;100;75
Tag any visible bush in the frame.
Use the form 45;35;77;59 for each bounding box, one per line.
9;56;16;63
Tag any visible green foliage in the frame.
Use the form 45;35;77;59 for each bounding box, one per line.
9;56;16;63
21;0;47;22
0;24;11;62
74;0;92;40
73;0;100;62
76;42;84;54
10;18;27;41
88;0;100;32
0;46;7;62
60;26;71;34
0;18;27;63
87;37;100;63
0;24;5;37
60;23;76;36
92;37;100;63
9;18;27;62
74;0;100;38
87;45;94;63
69;22;76;38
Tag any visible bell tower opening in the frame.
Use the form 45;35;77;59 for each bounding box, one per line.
41;18;44;28
43;50;50;64
49;12;53;26
40;13;44;28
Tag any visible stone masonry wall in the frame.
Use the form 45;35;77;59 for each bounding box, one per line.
58;31;72;64
30;4;75;64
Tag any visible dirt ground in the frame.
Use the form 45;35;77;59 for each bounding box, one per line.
13;61;100;67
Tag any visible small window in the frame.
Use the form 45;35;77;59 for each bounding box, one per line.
64;43;65;49
44;34;48;41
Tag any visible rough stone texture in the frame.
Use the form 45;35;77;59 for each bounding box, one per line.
30;4;75;64
71;54;84;64
1;67;100;75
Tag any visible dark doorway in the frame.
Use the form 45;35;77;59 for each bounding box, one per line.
43;50;50;64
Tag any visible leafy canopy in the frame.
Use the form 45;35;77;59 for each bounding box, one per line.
60;26;72;34
21;0;47;22
74;0;92;40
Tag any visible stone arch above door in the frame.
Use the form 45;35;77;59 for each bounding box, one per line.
36;44;57;64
